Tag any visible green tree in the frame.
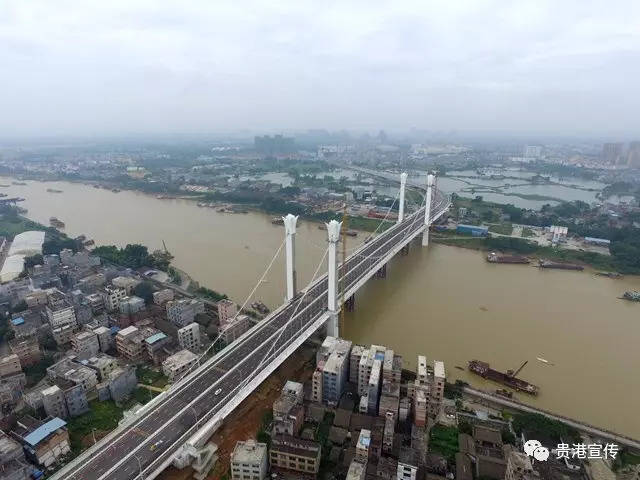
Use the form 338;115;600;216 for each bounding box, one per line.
24;254;44;269
134;281;155;304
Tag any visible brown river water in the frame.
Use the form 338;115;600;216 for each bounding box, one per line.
3;178;639;438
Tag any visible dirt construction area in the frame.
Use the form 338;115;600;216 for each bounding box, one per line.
159;344;316;480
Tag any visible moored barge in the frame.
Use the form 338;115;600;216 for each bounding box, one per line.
468;360;539;395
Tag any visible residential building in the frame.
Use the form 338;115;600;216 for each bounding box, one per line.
219;314;253;344
429;360;445;417
41;386;68;419
505;451;537;480
111;276;140;295
347;459;366;480
153;288;174;305
103;286;127;312
144;332;169;364
231;440;268;480
349;345;366;383
8;336;41;367
94;326;113;352
383;411;395;454
166;299;205;327
45;290;77;330
107;366;137;403
115;326;146;362
47;357;98;392
355;429;371;463
84;354;119;381
0;354;21;378
71;330;100;360
414;389;427;427
322;338;351;407
397;462;418;480
177;323;200;352
162;349;199;382
382;349;402;384
86;292;105;314
311;364;323;404
0;431;30;480
269;435;321;476
24;290;48;308
367;359;382;415
378;379;400;419
358;345;386;396
119;296;145;316
217;299;237;325
52;324;76;347
272;388;304;436
10;416;71;468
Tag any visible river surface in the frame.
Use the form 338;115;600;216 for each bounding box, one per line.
2;178;639;438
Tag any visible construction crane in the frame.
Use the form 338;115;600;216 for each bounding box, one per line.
507;360;528;378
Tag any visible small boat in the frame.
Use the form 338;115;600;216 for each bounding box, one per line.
0;184;10;187
46;188;63;193
111;188;121;193
12;181;26;185
621;291;640;302
454;366;464;371
271;217;284;225
536;357;554;366
49;217;65;229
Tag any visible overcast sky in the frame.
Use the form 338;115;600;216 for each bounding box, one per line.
1;0;639;138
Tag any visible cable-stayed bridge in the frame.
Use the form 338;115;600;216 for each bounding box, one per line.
54;173;450;480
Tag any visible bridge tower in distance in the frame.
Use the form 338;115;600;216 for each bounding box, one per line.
422;173;435;246
326;219;342;337
397;172;408;224
283;214;298;301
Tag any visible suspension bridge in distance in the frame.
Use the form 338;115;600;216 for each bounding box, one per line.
54;173;451;480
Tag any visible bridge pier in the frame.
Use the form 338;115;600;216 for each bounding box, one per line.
397;172;407;224
326;220;342;337
375;264;387;278
401;244;409;256
422;173;435;247
283;214;298;301
173;443;219;480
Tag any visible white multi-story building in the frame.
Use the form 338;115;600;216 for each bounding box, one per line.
231;440;268;480
350;345;366;383
429;360;445;417
0;354;21;378
45;293;77;330
119;296;145;316
397;462;418;480
355;429;371;463
166;299;205;327
177;322;200;352
367;359;382;415
103;286;127;312
358;345;386;396
162;349;199;381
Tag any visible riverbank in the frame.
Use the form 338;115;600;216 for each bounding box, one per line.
431;230;630;274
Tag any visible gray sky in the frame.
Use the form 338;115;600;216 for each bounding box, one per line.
2;0;639;138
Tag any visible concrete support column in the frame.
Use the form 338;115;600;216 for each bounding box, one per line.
422;173;435;247
326;219;342;338
398;172;408;224
283;214;298;301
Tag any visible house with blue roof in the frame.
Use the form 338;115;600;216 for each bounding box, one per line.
10;416;70;468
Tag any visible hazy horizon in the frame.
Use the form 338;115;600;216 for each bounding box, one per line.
2;1;639;138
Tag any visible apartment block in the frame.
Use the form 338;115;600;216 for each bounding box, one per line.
349;345;366;383
269;435;321;476
166;299;205;327
103;286;127;312
355;429;371;463
0;354;22;378
111;276;140;295
217;299;237;325
177;322;201;352
9;336;42;367
367;359;382;415
322;338;352;407
119;296;145;316
358;345;386;396
153;288;174;305
231;440;268;480
84;354;119;381
71;330;100;360
94;326;113;352
162;349;199;382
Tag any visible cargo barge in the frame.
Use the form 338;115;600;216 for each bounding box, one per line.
486;252;530;264
468;360;539;395
538;260;584;271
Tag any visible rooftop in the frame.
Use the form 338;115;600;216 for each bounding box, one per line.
232;440;267;464
23;417;66;447
144;332;167;345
